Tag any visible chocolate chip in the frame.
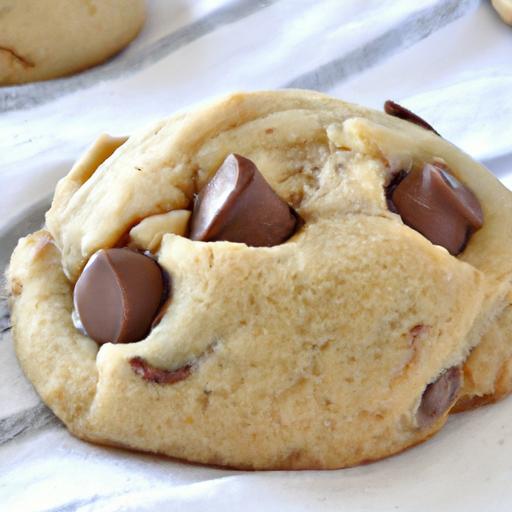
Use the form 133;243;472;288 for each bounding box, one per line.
74;249;165;344
388;163;483;255
190;154;297;246
416;366;461;428
385;170;408;213
384;100;440;136
130;356;191;384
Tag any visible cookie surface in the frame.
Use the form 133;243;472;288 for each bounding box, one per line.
0;0;145;85
454;292;512;411
8;90;512;469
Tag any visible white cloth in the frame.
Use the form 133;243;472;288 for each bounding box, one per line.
1;1;512;510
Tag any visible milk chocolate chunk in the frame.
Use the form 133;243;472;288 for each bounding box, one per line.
417;366;461;428
130;356;191;384
74;248;164;344
389;164;483;255
190;154;297;246
384;100;440;136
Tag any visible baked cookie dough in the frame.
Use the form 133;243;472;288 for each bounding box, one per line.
0;0;145;85
8;90;512;469
454;291;512;411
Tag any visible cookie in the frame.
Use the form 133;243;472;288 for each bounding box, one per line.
492;0;512;25
8;90;512;469
0;0;145;85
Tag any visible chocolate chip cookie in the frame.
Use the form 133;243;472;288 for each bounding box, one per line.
7;90;512;469
0;0;145;85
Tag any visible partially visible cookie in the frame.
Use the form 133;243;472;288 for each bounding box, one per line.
492;0;512;25
0;0;145;85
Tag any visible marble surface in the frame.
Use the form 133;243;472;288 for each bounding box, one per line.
1;1;512;511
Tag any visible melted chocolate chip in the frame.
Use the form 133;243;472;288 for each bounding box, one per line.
417;366;461;428
190;154;297;246
74;249;165;344
388;163;483;255
130;356;192;384
385;170;408;213
384;100;440;136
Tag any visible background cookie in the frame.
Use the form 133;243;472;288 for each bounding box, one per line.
492;0;512;25
0;0;145;85
8;90;512;469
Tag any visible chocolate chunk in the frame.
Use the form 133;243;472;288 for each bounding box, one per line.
416;366;461;428
74;248;165;344
388;163;483;255
190;154;297;246
384;100;440;136
130;356;191;384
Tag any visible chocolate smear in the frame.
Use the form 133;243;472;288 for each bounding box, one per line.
130;357;192;384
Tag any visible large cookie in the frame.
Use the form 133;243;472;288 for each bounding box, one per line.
8;90;512;469
0;0;145;85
